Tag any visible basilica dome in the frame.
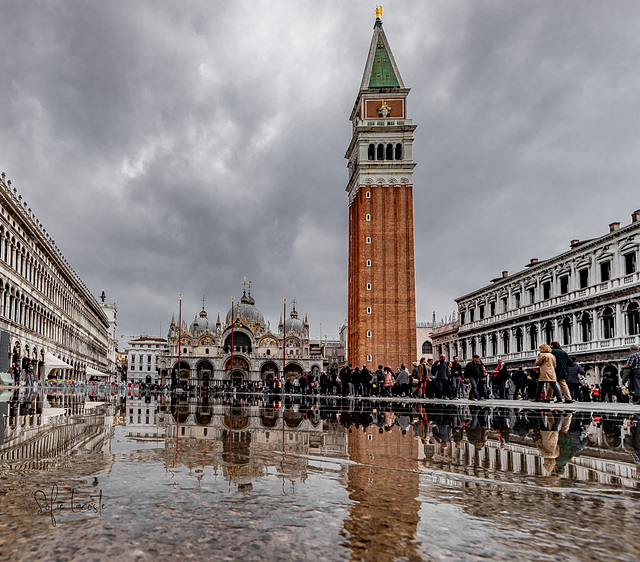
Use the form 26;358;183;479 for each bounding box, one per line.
284;307;304;333
225;292;265;328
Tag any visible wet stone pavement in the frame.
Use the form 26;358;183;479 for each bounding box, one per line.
1;388;640;561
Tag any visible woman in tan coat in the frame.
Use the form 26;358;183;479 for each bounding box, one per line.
532;344;565;402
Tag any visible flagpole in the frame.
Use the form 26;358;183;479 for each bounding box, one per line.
282;298;286;390
230;296;234;387
176;293;182;447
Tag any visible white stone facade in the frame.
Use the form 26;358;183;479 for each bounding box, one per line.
454;211;640;383
0;172;112;381
127;336;167;384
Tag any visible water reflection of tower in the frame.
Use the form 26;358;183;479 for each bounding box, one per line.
344;423;422;560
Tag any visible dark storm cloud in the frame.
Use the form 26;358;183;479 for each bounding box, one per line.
1;1;640;339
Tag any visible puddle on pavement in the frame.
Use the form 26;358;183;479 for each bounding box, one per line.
1;389;639;560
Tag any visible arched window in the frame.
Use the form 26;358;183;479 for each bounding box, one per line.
502;331;510;354
580;312;592;342
562;317;572;345
628;302;640;336
515;328;523;352
544;321;554;344
368;144;375;160
602;307;615;339
491;333;498;356
395;143;402;160
421;341;433;354
529;324;538;350
377;144;384;160
386;143;393;160
480;336;487;357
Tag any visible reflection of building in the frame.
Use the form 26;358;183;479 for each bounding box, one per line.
345;13;417;369
127;336;167;385
136;395;349;484
454;212;640;382
0;172;112;381
165;288;322;386
426;428;639;488
0;392;115;471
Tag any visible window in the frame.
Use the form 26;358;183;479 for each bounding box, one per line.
365;214;371;221
469;308;475;322
543;281;551;300
479;305;484;319
628;303;640;335
366;191;371;199
366;307;372;314
147;354;151;363
560;275;569;295
147;366;151;371
490;301;496;316
366;237;371;244
514;293;521;308
625;252;637;275
367;330;372;338
366;259;371;266
528;287;535;304
460;311;465;325
368;144;375;160
529;324;538;350
395;143;402;160
422;341;433;354
367;354;372;362
579;268;589;289
502;331;510;354
562;317;572;345
386;144;393;160
602;307;615;339
600;261;611;282
501;297;508;312
377;144;384;160
366;283;371;290
580;312;592;342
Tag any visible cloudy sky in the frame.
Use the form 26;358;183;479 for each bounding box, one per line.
2;1;640;345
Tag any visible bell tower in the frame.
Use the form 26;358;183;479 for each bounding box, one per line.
345;10;417;368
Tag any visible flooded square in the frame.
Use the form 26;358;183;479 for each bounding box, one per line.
1;388;639;561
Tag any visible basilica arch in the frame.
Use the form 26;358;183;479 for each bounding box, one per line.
196;359;214;388
260;361;279;383
224;356;250;386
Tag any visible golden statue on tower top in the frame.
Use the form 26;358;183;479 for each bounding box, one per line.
376;6;383;20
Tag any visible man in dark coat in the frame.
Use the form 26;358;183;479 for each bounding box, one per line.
450;357;463;399
432;355;450;399
550;341;573;403
464;355;485;400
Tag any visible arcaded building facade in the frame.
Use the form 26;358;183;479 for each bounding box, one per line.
0;172;112;380
345;14;417;369
455;211;640;382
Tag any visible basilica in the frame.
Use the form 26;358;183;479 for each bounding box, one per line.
161;287;322;387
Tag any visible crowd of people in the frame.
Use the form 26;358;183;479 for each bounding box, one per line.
275;342;640;404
